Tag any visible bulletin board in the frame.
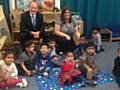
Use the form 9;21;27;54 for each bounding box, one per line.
15;0;54;11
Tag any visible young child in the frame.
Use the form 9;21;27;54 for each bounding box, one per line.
36;43;52;77
16;40;36;76
58;51;81;84
79;42;98;86
76;34;87;58
0;50;27;89
113;47;120;87
91;25;104;53
48;38;63;66
48;37;58;59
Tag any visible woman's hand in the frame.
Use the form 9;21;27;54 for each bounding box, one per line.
65;35;71;40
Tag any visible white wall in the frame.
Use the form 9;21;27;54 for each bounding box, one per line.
55;0;60;10
9;0;15;12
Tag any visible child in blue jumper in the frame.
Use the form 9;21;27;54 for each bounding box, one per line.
36;43;52;77
76;34;87;59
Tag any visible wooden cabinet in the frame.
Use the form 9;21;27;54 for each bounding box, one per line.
11;9;23;44
0;5;13;59
0;5;13;49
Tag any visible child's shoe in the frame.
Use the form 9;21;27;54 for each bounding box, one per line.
16;78;28;88
85;80;96;87
22;78;28;87
16;83;24;88
96;50;100;54
100;48;104;52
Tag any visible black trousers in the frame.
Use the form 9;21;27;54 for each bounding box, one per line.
55;35;76;54
20;32;48;51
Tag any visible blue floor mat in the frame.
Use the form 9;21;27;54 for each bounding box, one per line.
35;68;115;90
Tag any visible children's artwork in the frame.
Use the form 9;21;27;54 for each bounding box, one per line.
35;68;115;90
16;0;54;11
37;0;54;11
16;0;32;11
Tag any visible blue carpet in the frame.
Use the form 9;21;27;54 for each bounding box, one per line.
35;68;115;90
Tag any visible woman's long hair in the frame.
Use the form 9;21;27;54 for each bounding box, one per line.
61;7;72;24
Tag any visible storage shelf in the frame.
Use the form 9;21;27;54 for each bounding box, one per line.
0;35;7;50
0;16;4;21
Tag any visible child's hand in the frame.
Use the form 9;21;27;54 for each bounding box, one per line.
25;70;32;76
87;67;92;72
39;66;44;71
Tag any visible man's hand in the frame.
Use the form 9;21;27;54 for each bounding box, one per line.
31;31;40;39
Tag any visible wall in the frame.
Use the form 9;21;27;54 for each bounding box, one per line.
9;0;15;12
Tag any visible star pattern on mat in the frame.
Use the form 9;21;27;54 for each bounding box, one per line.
35;68;115;90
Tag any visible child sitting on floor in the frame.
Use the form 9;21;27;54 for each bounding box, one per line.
76;34;87;58
36;43;52;77
16;40;36;76
113;47;120;87
58;51;81;84
48;38;63;66
0;50;27;89
78;42;99;86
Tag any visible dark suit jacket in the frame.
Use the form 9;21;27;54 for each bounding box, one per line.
20;11;45;40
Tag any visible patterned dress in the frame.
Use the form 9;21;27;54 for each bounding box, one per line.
58;60;81;84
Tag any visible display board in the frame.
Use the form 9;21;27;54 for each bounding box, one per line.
16;0;54;11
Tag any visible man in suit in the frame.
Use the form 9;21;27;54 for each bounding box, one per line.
20;1;46;50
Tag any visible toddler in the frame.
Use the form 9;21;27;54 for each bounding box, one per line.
0;50;27;89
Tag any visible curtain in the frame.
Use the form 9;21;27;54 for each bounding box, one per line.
1;0;11;31
61;0;120;37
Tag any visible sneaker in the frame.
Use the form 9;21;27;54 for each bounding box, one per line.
92;76;98;81
96;50;100;54
85;80;96;87
22;78;28;87
100;48;104;52
16;83;24;88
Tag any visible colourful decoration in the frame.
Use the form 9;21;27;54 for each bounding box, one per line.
35;68;115;90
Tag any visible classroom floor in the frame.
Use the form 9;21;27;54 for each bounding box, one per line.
2;42;120;90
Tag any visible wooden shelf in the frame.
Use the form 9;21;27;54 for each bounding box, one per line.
0;36;7;50
0;5;13;51
0;16;4;21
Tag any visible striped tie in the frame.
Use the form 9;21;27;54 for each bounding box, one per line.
32;14;36;27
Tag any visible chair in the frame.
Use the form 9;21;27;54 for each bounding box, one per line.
107;24;120;41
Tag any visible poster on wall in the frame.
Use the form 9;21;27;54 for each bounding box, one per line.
16;0;54;11
16;0;32;11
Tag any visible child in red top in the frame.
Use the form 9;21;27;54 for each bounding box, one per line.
58;51;81;84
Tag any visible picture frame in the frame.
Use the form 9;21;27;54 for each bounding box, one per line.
15;0;54;12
